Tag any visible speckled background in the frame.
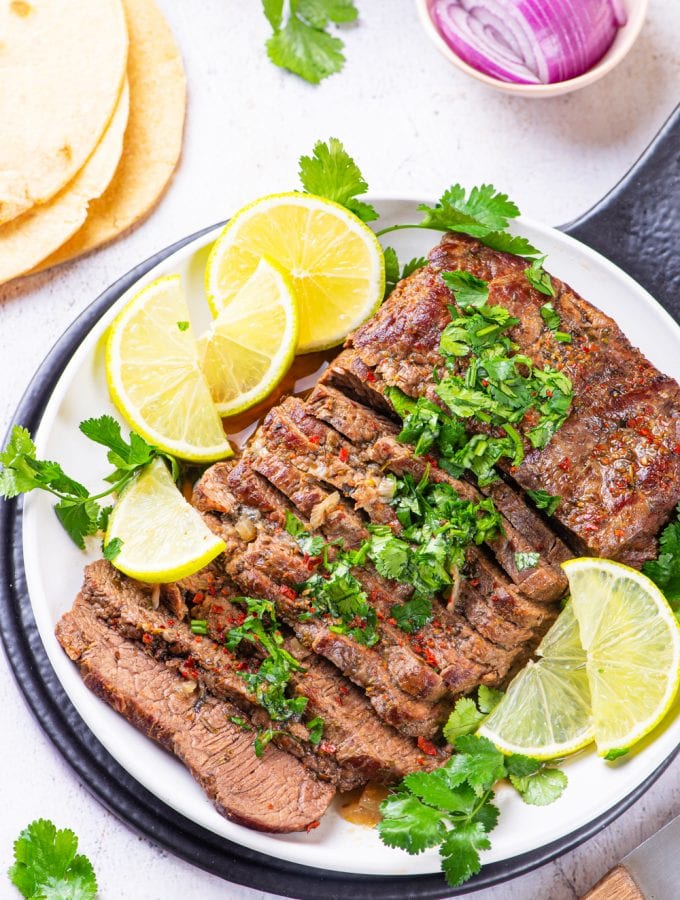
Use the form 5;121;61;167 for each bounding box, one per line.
1;2;678;897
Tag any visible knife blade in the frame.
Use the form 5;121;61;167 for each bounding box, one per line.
583;814;680;899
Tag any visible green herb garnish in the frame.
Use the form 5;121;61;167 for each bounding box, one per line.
262;0;358;84
9;819;97;899
299;137;377;222
306;716;325;745
285;510;325;556
176;320;190;331
526;489;561;516
226;597;308;722
525;257;555;297
539;301;572;344
514;551;540;571
378;734;567;888
190;619;208;635
0;418;178;549
643;503;680;616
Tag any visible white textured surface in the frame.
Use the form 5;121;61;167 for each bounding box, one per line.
0;2;678;898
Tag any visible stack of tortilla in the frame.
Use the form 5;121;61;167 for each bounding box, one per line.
0;0;186;285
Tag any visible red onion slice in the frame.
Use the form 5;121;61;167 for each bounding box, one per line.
429;0;626;85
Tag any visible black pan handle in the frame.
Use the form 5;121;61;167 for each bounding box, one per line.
561;104;680;320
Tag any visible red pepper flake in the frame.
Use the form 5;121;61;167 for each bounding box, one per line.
614;528;625;539
167;619;175;627
424;454;439;467
417;736;438;757
319;740;337;754
267;803;274;810
366;371;376;382
338;686;349;695
338;446;349;463
309;434;320;446
211;604;224;614
281;585;298;601
417;756;426;766
194;592;205;603
423;648;438;667
545;389;553;397
674;445;680;455
305;821;320;832
481;379;489;387
558;457;571;472
142;633;153;645
469;578;480;588
387;616;397;626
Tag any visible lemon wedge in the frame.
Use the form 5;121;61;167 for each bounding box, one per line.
205;192;385;353
198;257;298;417
106;275;232;462
563;558;680;757
106;458;225;582
479;602;594;759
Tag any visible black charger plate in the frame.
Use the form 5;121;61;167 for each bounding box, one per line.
1;108;678;899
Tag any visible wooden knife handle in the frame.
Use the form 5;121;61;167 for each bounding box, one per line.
582;864;645;899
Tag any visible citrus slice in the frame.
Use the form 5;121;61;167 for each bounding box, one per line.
106;275;232;462
205;192;385;353
198;257;298;416
563;558;680;757
479;602;594;759
106;458;225;582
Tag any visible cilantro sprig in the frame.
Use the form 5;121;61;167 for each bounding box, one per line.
375;184;541;259
0;418;178;550
8;819;97;899
643;503;680;617
299;138;377;223
226;596;309;727
378;733;566;888
262;0;358;84
526;488;561;516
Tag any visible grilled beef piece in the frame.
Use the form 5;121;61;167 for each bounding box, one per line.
307;381;568;603
56;598;335;832
194;464;450;737
345;234;680;566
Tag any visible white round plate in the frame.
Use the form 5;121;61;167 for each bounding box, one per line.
22;198;680;877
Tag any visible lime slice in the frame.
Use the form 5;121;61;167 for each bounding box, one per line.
198;257;298;417
106;458;226;583
479;602;594;759
205;192;385;353
564;558;680;756
106;275;232;462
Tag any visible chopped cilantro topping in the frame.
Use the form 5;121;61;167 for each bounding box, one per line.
306;716;325;745
514;551;540;571
525;257;555;296
526;489;561;516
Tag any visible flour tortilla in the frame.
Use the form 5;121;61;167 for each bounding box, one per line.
35;0;186;272
0;81;129;285
0;0;128;225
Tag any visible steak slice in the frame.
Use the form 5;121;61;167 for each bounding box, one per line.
56;598;335;832
345;234;680;566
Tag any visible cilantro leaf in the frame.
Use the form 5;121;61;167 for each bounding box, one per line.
404;770;476;814
306;716;324;745
263;2;357;84
383;247;400;299
284;510;325;556
9;818;97;899
378;793;446;853
443;698;485;743
102;537;123;561
525;257;556;296
440;820;490;887
477;685;503;714
514;550;540;571
390;597;433;634
402;256;427;279
510;767;568;806
643;505;680;605
176;320;190;332
452;735;506;796
299;137;377;221
526;489;561;516
441;271;489;308
418;184;520;235
539;302;561;331
480;230;540;257
54;498;101;549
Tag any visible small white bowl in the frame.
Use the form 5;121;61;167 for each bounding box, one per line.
415;0;649;97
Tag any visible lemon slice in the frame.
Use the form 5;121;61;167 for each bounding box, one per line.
205;192;385;353
106;275;232;462
564;558;680;757
106;458;225;583
198;257;298;416
479;602;594;759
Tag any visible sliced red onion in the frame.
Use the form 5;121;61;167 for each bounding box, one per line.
429;0;626;84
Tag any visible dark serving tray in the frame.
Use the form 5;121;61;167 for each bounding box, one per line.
1;106;678;900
